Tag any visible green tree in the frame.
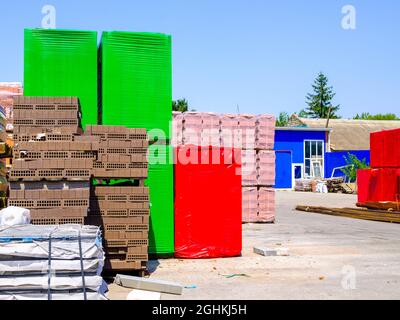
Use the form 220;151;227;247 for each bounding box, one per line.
340;153;369;182
276;111;290;127
304;72;340;119
172;98;189;112
353;113;399;120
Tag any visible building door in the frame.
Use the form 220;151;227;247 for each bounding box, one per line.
292;163;304;189
275;150;292;189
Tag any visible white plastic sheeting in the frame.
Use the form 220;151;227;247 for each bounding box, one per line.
0;259;101;276
0;207;31;226
0;224;107;300
0;292;107;301
0;275;103;291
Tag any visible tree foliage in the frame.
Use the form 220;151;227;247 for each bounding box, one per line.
353;113;399;120
304;72;340;119
276;111;290;127
340;153;369;182
172;98;189;112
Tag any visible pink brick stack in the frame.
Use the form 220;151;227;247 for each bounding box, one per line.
256;150;276;186
256;115;275;150
257;187;275;223
201;113;220;147
220;114;239;147
172;112;276;223
172;111;184;147
242;187;258;222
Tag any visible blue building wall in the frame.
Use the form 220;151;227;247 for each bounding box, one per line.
274;130;327;163
325;150;370;178
274;129;328;188
275;150;292;188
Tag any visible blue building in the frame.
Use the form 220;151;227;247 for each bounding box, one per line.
273;115;396;189
274;127;330;189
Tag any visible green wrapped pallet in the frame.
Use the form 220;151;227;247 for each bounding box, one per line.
24;29;98;128
146;145;174;256
100;31;174;255
100;31;172;140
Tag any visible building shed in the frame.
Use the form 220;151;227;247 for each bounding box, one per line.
274;127;330;189
286;115;400;181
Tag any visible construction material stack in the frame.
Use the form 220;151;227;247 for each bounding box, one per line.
173;112;276;223
24;29;98;128
174;146;242;258
0;106;6;207
0;224;107;300
84;125;149;274
9;96;92;224
0;82;23;171
357;128;400;210
99;31;174;257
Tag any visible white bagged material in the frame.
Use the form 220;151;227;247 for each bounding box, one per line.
0;291;108;301
0;259;102;276
0;239;103;260
0;275;103;291
0;207;31;226
0;224;106;300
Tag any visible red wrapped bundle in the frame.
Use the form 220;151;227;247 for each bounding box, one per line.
370;129;400;168
174;145;242;258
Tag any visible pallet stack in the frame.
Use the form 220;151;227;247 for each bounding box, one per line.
172;112;276;223
357;128;400;210
240;115;276;223
0;105;7;208
84;125;149;274
8;97;92;224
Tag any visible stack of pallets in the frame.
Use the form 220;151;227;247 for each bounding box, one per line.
8;97;93;224
84;125;149;274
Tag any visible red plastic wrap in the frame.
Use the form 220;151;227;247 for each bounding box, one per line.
370;129;400;168
357;168;400;203
174;145;242;259
357;169;371;204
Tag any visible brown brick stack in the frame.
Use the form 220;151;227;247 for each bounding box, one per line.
84;125;149;274
8;96;92;224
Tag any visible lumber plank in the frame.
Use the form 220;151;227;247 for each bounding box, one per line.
296;205;400;224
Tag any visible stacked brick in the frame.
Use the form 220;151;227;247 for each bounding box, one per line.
12;96;83;135
172;112;276;223
9;97;91;224
84;125;149;274
8;97;149;274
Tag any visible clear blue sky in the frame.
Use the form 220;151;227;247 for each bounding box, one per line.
1;0;399;118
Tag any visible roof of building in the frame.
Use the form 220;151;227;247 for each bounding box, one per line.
288;114;400;151
275;126;331;132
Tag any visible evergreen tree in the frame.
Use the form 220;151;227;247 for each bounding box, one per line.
172;98;189;112
304;72;340;118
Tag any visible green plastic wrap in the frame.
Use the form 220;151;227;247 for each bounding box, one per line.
100;31;172;140
146;145;174;255
24;29;98;128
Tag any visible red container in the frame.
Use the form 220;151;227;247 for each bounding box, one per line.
370;129;400;168
357;169;371;204
174;145;242;258
370;131;385;168
358;168;400;203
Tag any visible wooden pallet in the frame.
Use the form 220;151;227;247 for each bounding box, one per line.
296;205;400;224
357;202;400;211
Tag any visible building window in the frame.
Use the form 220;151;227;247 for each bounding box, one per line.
304;140;324;178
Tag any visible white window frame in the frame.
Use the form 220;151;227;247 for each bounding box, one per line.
304;140;325;178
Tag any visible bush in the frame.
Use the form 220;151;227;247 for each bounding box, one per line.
340;153;369;182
